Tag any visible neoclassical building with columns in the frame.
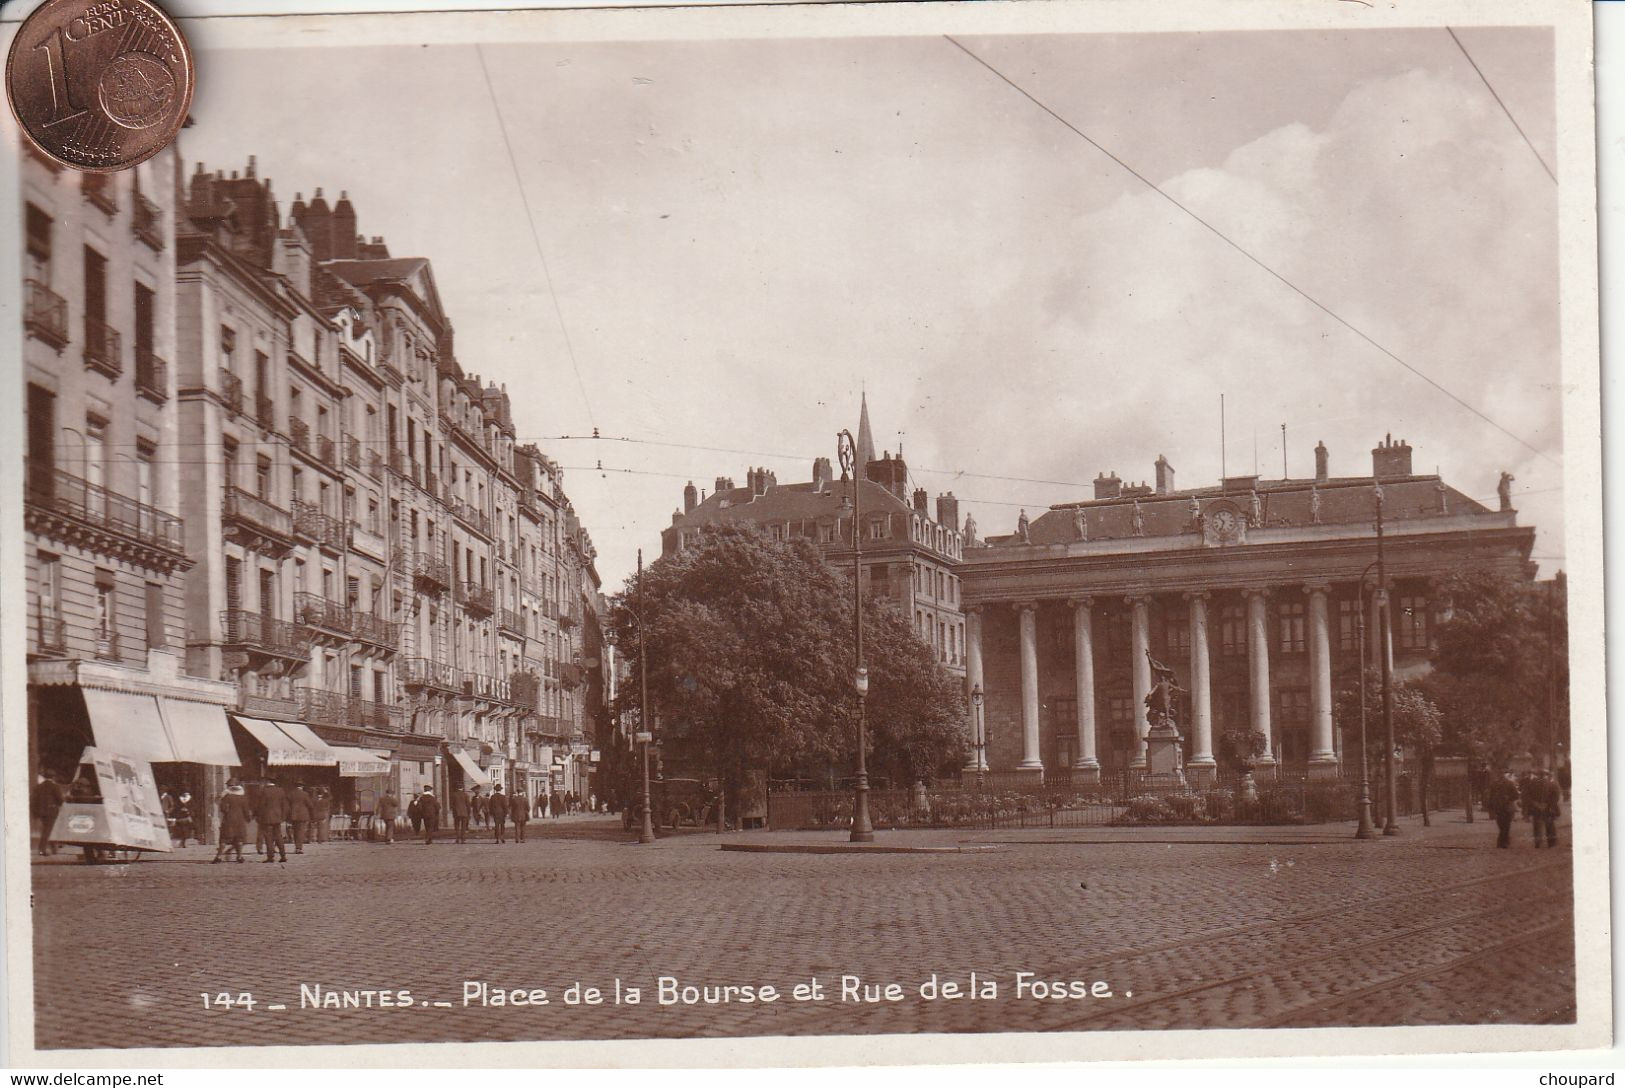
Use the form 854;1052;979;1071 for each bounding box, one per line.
958;436;1536;781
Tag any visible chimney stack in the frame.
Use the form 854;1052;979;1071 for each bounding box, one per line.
1315;440;1329;484
1154;454;1175;495
1372;434;1413;479
331;190;358;260
714;476;735;494
811;456;833;490
1094;472;1123;500
936;492;959;530
683;481;698;514
912;488;929;514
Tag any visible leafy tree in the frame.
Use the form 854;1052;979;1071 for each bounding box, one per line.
608;525;966;816
1419;568;1568;772
1334;670;1443;819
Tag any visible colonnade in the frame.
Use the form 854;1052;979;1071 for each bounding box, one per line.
966;585;1369;778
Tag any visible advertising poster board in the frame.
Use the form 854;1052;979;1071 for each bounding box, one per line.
49;747;171;853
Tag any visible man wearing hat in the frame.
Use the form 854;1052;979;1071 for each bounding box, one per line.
32;769;65;857
376;789;400;844
489;782;508;843
214;779;252;863
286;782;314;854
255;778;290;863
509;787;530;844
450;783;472;844
418;786;441;844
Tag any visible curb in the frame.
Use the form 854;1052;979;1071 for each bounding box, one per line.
719;843;999;855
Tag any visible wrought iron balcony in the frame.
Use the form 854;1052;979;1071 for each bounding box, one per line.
423;469;439;498
352;611;400;652
25;279;69;349
351;698;401;731
83;316;121;378
220;610;311;661
135;349;167;402
401;656;460;691
346;435;362;469
451;498;491;537
317;434;337;467
254;394;275;431
239;691;300;720
219;368;244;416
366;450;383;480
297;686;348;727
223;486;293;540
132;191;163;250
27;463;186;555
82;173;117;214
457;581;495;617
293;591;353;636
462;672;510;703
558;605;579;629
36;608;66;656
499;608;526;637
409;551;450;593
289;417;311;454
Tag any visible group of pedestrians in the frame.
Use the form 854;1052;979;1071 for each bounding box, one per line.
1483;767;1565;849
212;778;335;863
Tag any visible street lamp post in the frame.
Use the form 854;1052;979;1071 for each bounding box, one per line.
837;429;874;843
636;548;655;845
1375;482;1400;836
1354;560;1379;840
971;683;986;791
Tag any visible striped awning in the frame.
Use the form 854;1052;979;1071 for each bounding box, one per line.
230;716;334;767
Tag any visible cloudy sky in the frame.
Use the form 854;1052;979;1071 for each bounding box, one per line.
181;24;1562;590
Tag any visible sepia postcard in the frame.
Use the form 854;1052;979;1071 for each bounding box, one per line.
0;0;1608;1071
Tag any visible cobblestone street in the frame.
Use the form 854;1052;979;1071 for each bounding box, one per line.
30;813;1575;1051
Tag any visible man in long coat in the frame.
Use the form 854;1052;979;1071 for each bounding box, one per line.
256;779;290;862
376;789;400;844
450;785;472;844
418;786;441;845
312;787;332;843
509;789;529;843
32;770;64;857
1484;769;1521;849
471;787;487;829
286;783;314;854
489;783;509;843
1527;768;1561;848
214;779;252;863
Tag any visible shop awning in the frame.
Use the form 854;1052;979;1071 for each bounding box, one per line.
156;699;241;766
231;716;332;767
274;721;338;762
83;689;176;763
449;748;487;786
333;747;392;777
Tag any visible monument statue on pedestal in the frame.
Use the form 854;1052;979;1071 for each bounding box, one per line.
1142;649;1186;784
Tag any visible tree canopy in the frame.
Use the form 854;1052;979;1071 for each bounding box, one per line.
1418;568;1567;770
608;525;967;796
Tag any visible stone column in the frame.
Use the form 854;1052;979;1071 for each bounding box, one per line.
1306;582;1338;775
1185;591;1216;781
1243;589;1277;773
1128;594;1152;768
1069;597;1100;782
1016;602;1043;774
964;606;986;771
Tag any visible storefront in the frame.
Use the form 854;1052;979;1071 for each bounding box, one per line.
30;656;238;843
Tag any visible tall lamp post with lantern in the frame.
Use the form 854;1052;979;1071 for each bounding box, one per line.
837;429;875;843
971;684;986;791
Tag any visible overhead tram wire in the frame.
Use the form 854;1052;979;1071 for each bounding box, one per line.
1447;26;1557;185
940;35;1558;469
474;44;597;431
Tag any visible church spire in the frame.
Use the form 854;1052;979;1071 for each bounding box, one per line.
856;391;876;468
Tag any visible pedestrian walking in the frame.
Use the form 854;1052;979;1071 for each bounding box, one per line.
213;779;252;863
1528;768;1561;848
450;785;471;844
419;786;441;844
173;791;196;847
471;788;487;829
312;787;331;844
489;783;508;843
255;779;290;863
1484;769;1521;849
32;770;64;857
509;789;529;843
1557;760;1572;804
286;783;314;853
550;791;563;819
376;790;400;844
407;792;423;837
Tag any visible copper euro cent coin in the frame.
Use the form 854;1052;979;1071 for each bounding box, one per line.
6;0;194;172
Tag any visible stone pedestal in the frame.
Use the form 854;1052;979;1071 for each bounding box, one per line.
1143;719;1186;788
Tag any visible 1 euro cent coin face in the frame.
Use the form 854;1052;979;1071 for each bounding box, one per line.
6;0;194;172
